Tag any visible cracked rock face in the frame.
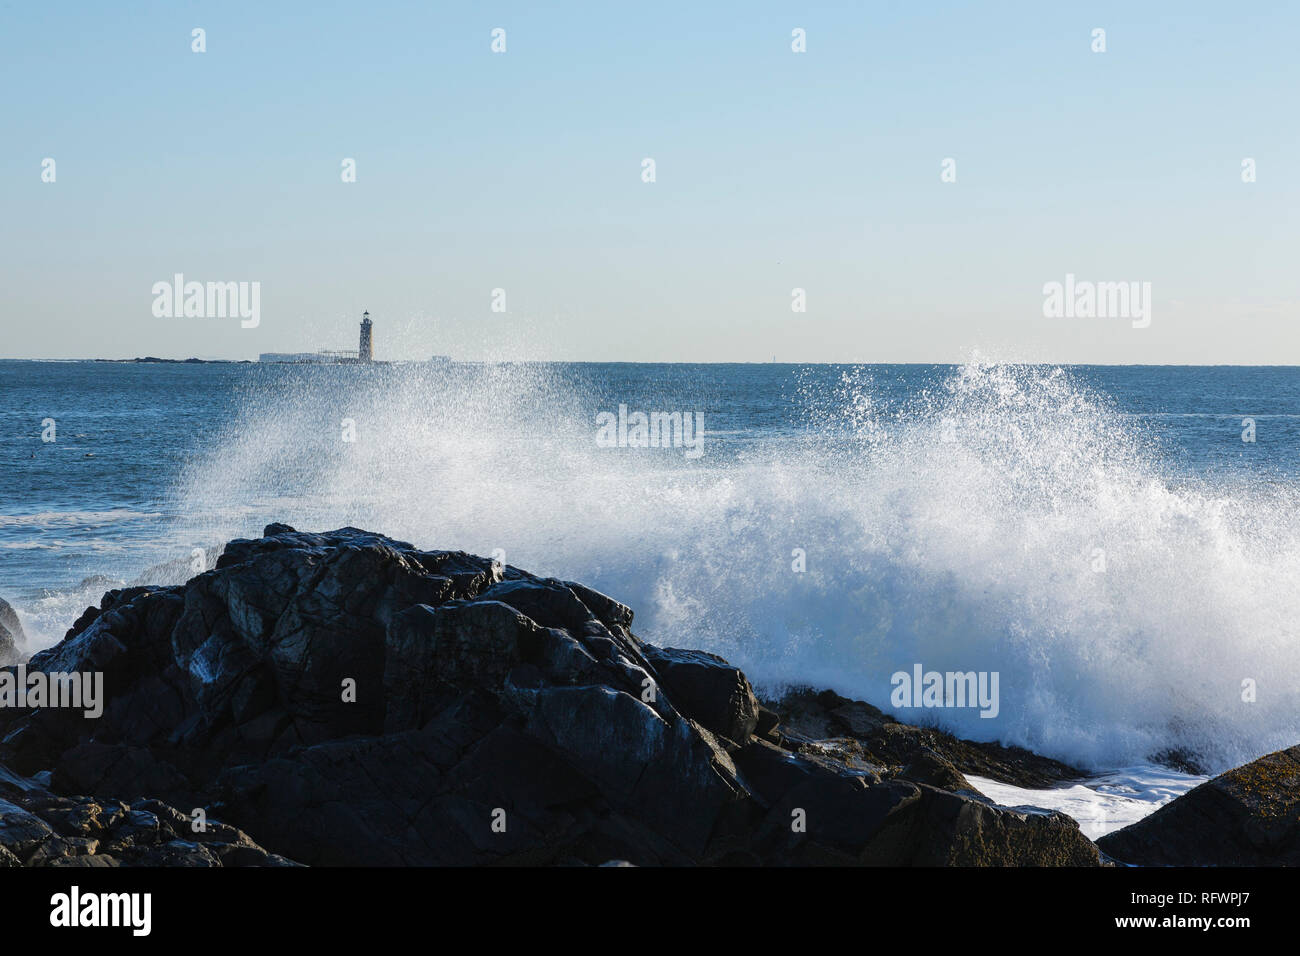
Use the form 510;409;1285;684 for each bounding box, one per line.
0;524;1101;866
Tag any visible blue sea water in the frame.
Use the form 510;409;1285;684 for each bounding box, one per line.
2;359;1299;775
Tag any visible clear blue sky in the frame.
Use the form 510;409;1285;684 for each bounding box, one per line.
2;0;1297;362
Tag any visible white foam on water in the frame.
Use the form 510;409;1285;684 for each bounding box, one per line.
967;765;1208;841
152;359;1300;774
0;509;164;528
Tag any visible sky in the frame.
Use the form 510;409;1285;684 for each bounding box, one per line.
2;0;1297;363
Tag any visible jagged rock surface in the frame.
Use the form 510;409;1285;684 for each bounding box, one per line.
0;525;1102;866
0;773;296;867
767;688;1084;789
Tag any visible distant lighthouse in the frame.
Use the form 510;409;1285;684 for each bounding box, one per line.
359;311;373;362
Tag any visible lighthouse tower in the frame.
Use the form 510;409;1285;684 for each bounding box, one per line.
359;311;373;362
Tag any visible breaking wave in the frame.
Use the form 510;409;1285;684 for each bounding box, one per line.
168;360;1300;773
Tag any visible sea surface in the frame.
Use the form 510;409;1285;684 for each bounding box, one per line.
3;359;1299;825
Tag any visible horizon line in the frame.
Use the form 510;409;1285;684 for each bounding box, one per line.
4;357;1300;369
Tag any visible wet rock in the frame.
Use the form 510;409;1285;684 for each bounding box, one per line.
0;524;1103;867
898;748;977;795
0;767;298;867
754;705;781;742
25;835;99;865
735;738;1097;866
863;785;1099;866
119;840;222;867
768;688;1084;788
642;646;761;743
1098;743;1300;866
0;798;56;861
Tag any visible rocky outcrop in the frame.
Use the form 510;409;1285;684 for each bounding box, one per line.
1097;743;1300;866
899;748;978;794
0;524;1101;866
0;597;24;666
642;646;761;744
0;771;296;867
767;688;1083;788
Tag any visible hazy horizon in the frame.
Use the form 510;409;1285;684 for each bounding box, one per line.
6;356;1300;368
4;0;1297;364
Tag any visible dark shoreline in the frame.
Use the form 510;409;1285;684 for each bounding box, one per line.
2;525;1296;867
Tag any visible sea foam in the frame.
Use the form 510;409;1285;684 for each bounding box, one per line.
167;360;1300;773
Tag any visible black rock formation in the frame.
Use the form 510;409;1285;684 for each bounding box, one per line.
0;524;1101;866
0;788;298;867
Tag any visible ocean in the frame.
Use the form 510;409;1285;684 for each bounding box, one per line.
3;359;1299;809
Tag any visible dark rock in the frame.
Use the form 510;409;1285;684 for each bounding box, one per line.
0;798;56;861
734;738;1096;866
898;748;977;794
46;854;121;867
768;688;1084;789
0;764;298;867
1149;747;1209;776
754;705;781;742
861;785;1099;866
119;840;222;867
1098;743;1300;866
642;646;761;743
0;524;1103;867
26;835;99;865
